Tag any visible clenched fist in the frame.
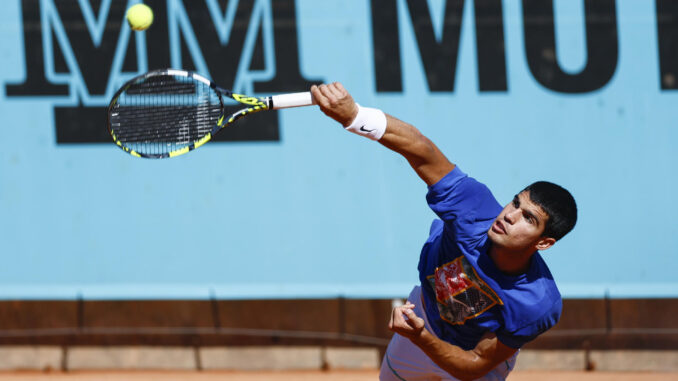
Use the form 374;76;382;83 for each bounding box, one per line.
310;82;359;127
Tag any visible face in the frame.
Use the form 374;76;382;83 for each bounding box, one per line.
488;191;554;253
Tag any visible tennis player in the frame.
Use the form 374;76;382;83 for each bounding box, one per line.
311;83;577;381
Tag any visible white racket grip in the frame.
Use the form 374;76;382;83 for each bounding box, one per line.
270;92;314;109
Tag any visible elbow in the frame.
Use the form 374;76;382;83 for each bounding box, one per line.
453;354;493;381
408;135;439;166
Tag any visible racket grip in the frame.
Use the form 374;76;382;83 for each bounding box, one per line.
270;92;314;109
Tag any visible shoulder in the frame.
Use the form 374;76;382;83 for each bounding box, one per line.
427;167;490;199
496;255;562;348
426;167;501;218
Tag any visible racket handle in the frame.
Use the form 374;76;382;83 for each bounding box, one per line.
269;92;314;109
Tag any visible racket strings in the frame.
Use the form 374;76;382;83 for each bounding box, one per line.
109;74;223;156
113;104;216;140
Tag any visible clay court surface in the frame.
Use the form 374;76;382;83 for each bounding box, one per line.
0;371;677;381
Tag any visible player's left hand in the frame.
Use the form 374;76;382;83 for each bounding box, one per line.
389;301;426;341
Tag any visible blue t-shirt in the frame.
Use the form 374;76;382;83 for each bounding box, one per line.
418;167;562;350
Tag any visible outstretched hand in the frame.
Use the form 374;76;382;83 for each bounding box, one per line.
389;301;426;341
310;82;359;127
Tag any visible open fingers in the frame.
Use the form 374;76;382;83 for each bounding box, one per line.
390;304;415;328
389;306;403;330
392;307;407;328
402;308;417;320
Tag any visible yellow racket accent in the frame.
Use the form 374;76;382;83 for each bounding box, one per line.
112;132;142;157
232;93;268;107
194;133;212;149
169;146;190;158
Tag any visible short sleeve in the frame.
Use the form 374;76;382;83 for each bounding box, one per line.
496;299;562;349
426;167;502;241
496;327;542;349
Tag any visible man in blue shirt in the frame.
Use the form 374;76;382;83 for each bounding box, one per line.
311;83;577;381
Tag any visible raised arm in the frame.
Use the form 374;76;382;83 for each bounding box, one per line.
311;82;455;185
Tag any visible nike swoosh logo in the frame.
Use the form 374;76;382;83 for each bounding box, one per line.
359;125;375;133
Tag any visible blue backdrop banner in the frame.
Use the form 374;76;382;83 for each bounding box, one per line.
1;0;676;299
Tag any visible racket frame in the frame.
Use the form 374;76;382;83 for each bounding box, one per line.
107;69;312;159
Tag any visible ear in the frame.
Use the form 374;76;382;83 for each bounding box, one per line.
535;237;556;251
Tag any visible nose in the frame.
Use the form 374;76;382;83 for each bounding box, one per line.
504;209;519;224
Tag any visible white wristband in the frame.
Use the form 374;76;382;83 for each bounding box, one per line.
345;104;387;141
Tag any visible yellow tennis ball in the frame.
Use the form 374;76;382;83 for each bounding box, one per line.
126;3;153;31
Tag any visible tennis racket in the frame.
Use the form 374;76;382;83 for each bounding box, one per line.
107;69;314;158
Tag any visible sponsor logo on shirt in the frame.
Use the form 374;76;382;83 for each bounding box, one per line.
427;256;503;325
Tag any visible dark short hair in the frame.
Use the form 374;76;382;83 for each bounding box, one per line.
522;181;577;241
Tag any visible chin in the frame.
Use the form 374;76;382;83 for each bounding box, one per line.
487;230;503;246
487;231;517;251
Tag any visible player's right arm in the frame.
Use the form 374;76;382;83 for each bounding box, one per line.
311;82;455;185
380;115;456;185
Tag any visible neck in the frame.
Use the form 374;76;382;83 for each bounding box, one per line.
488;244;535;276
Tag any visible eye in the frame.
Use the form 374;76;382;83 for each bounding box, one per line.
523;213;535;224
512;197;519;208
